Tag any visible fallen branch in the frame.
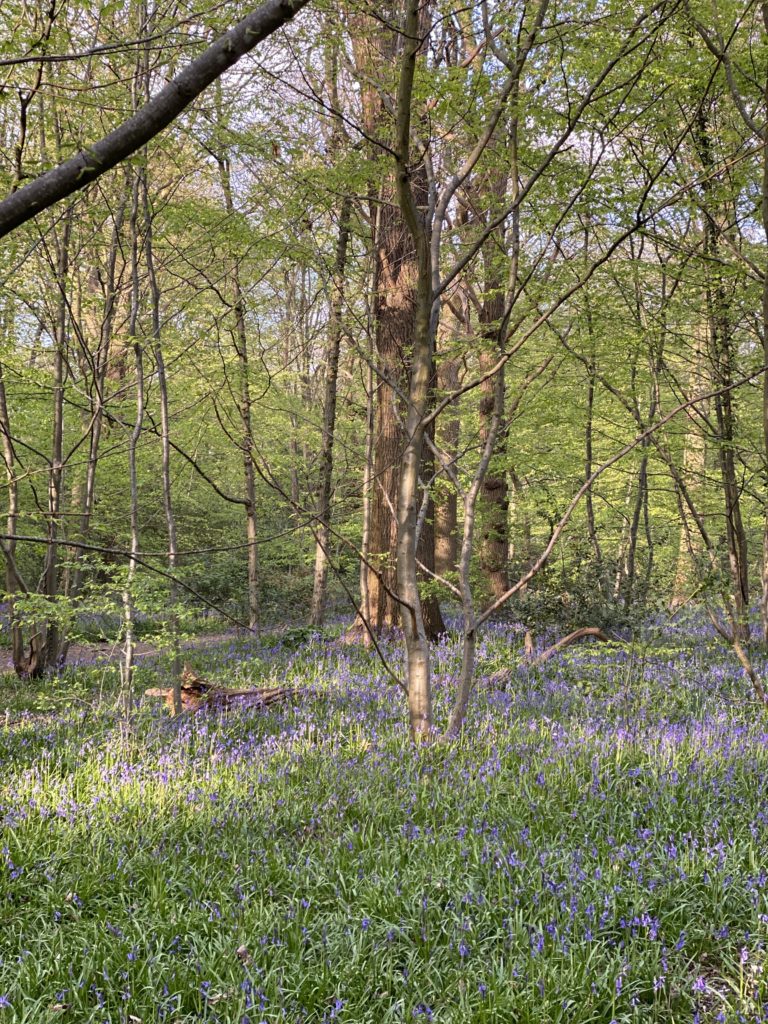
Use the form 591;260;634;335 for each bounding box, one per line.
144;665;293;716
530;626;613;666
485;626;614;690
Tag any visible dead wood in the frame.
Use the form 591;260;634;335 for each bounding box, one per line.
485;626;614;690
144;664;293;716
530;626;612;666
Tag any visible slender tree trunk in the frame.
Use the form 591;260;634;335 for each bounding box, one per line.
37;210;72;673
446;336;506;737
670;338;708;608
0;334;26;674
216;150;259;632
584;361;603;573
417;397;446;636
696;108;749;638
69;199;126;601
359;258;376;633
434;328;460;577
311;197;351;626
121;175;143;714
142;164;182;713
478;243;509;604
622;455;647;609
760;2;768;644
708;268;749;637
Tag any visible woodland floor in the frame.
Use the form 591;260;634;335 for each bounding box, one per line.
1;619;767;1023
0;631;243;674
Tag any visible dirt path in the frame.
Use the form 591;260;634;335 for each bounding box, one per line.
0;631;242;674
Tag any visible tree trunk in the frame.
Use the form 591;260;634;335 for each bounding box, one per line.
351;4;443;638
36;210;72;674
696;107;749;638
121;174;144;714
670;339;708;608
311;196;351;626
760;2;768;644
478;337;509;603
394;0;435;738
0;325;26;674
434;326;460;577
142;159;182;713
216;146;259;632
68;201;125;602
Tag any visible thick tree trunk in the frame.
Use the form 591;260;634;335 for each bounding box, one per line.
367;183;416;631
351;5;443;639
394;0;436;738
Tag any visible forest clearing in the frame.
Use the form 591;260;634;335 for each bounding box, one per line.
1;0;768;1019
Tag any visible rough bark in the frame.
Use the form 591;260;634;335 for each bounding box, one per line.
695;106;749;638
351;5;443;639
394;0;435;737
478;230;509;605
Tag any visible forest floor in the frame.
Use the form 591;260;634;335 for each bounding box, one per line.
0;630;242;674
1;618;767;1023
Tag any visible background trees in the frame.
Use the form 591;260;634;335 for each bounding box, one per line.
0;0;766;730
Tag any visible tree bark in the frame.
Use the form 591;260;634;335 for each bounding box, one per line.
351;5;443;639
478;232;509;605
394;0;435;737
434;319;460;577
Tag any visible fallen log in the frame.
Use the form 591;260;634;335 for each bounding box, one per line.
486;626;614;690
145;665;293;716
530;626;613;666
